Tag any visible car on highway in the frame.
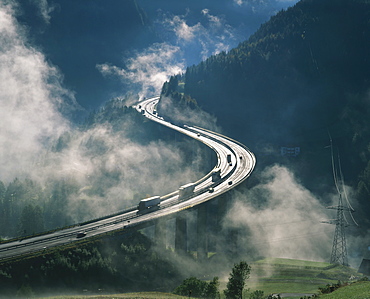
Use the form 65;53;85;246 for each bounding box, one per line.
76;232;86;238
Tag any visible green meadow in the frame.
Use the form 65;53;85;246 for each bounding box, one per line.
43;258;367;298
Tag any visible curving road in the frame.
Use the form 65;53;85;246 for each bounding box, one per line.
0;96;255;262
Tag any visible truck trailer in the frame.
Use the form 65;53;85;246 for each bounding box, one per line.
178;183;195;199
138;196;161;212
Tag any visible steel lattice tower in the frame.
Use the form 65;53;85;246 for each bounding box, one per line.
324;194;350;266
322;134;357;266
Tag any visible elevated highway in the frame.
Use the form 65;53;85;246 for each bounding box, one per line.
0;96;255;261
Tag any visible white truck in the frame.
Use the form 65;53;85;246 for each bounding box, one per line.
138;196;161;212
178;183;195;199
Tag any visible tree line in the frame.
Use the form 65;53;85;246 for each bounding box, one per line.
0;231;182;298
0;178;76;239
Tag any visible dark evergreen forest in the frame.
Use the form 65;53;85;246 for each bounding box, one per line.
0;231;184;298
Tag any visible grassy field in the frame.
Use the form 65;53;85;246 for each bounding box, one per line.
40;258;366;299
253;258;332;268
318;280;370;299
43;292;188;299
246;258;362;295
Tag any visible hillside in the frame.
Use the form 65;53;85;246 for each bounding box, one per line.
181;0;370;145
161;0;370;228
248;258;362;295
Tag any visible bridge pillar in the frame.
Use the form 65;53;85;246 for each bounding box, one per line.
220;192;243;260
217;193;229;231
197;203;208;260
155;217;167;248
175;213;187;254
215;192;239;257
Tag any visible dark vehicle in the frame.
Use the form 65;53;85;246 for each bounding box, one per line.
227;154;232;163
76;232;86;238
212;168;221;182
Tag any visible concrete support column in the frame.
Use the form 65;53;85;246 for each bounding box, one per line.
217;192;240;259
217;193;229;231
175;213;187;254
226;228;239;258
197;203;208;260
215;193;232;255
155;217;167;248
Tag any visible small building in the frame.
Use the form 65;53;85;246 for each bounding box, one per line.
358;259;370;275
281;146;300;157
359;247;370;275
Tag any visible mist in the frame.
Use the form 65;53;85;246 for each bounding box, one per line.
223;165;334;262
0;0;72;182
158;95;220;132
156;8;242;62
208;164;362;269
97;43;185;102
96;5;248;100
0;1;211;230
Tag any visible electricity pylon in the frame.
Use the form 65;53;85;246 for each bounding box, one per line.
322;133;358;266
322;194;353;266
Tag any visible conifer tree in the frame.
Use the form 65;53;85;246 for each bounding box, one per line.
224;261;251;299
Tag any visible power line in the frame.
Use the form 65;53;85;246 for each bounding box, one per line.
245;219;323;229
248;231;330;247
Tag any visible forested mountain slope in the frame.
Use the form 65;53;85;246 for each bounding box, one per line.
181;0;369;143
161;0;370;226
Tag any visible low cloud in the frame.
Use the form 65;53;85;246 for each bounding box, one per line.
30;0;55;24
0;1;209;225
0;0;72;182
158;95;220;132
167;15;201;42
97;43;185;100
96;7;243;101
50;122;206;221
159;9;239;61
223;165;334;262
